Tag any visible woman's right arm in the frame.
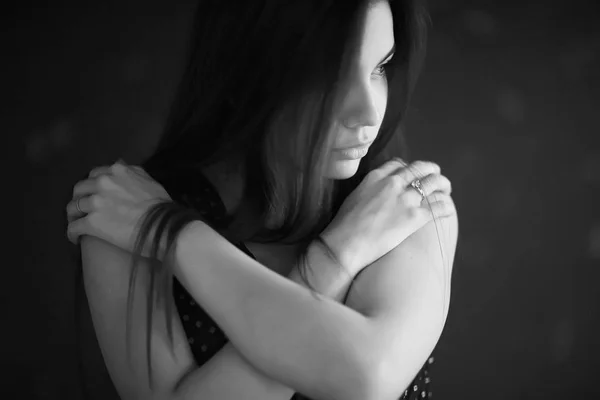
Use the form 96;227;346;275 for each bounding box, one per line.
82;236;353;400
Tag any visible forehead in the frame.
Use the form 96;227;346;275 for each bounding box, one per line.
358;1;395;62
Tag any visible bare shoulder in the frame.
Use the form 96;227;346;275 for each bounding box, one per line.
402;201;459;274
344;203;458;315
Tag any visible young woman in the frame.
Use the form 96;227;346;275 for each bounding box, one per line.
66;1;459;400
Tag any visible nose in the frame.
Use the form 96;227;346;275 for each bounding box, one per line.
340;79;382;129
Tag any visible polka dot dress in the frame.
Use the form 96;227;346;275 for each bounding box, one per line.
169;171;435;400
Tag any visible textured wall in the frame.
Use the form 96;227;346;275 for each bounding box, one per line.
15;0;600;399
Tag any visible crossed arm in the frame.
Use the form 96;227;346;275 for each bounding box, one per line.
82;211;457;400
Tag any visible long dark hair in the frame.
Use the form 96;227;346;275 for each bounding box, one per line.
128;0;429;386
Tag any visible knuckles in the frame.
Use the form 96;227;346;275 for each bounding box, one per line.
391;157;408;167
96;175;113;190
411;160;441;175
367;168;384;181
388;174;405;190
111;162;127;175
87;212;101;229
89;194;103;209
406;205;426;220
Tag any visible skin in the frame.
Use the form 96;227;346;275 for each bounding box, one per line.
75;2;458;400
207;1;394;255
326;0;393;179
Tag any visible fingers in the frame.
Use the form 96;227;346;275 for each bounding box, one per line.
89;165;112;178
88;160;134;178
72;178;97;198
69;170;114;223
66;161;134;245
128;165;149;178
66;195;97;222
371;158;441;185
417;173;452;196
398;172;452;209
66;216;90;245
398;160;441;183
74;167;123;198
375;157;409;177
75;164;114;198
108;161;150;183
420;192;457;219
390;161;440;194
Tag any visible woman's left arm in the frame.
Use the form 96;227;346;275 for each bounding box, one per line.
169;242;358;400
173;209;457;400
170;210;456;400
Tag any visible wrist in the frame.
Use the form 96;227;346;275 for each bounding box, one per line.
287;239;355;302
319;230;359;275
174;221;210;268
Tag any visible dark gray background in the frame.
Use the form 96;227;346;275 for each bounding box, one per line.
14;0;600;398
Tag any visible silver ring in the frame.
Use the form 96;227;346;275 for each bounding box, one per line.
76;197;84;214
410;179;426;200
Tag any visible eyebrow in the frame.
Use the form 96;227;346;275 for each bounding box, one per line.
378;44;396;64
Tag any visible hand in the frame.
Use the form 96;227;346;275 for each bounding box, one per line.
320;158;455;275
66;161;171;257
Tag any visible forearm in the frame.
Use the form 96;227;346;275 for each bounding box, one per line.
172;342;294;400
174;221;379;400
173;214;457;400
171;237;357;400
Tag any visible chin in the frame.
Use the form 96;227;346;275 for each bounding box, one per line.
324;158;362;180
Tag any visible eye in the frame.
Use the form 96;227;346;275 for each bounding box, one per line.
372;63;389;79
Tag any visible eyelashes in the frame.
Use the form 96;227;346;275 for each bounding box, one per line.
372;55;394;79
372;62;390;78
373;64;387;77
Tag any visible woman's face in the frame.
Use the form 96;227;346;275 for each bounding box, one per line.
325;0;395;179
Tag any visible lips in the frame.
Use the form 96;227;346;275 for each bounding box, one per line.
334;144;370;160
335;141;373;151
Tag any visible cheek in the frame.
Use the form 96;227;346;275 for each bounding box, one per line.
324;80;388;180
363;79;388;138
375;79;389;119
